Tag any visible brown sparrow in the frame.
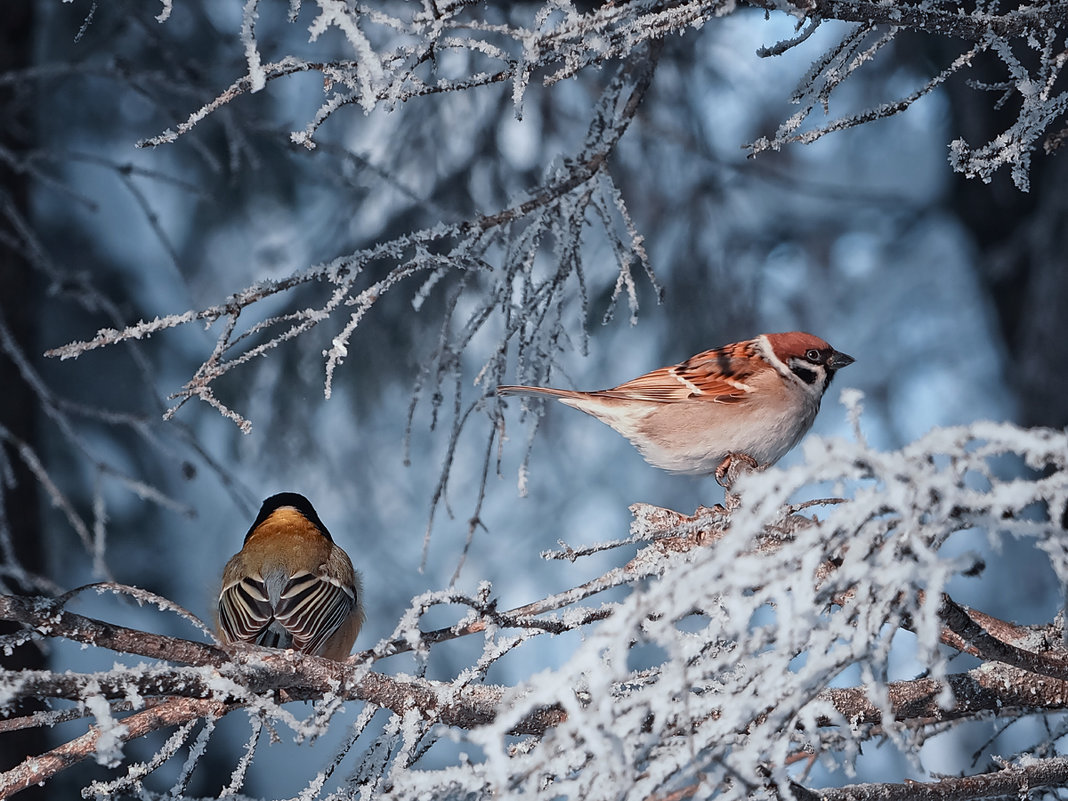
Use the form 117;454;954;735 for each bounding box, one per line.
497;332;854;483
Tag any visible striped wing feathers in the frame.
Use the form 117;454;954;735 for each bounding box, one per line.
275;571;356;654
219;569;357;655
218;576;275;645
596;343;760;404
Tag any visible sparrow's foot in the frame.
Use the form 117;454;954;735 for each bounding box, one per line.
714;452;760;489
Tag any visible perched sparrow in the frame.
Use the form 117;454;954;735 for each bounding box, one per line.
218;492;364;661
497;332;854;482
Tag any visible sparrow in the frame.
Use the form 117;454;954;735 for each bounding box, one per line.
497;332;854;483
218;492;364;661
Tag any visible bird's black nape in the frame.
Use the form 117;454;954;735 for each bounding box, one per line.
243;492;334;543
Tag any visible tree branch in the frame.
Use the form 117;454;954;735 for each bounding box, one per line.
811;0;1067;42
0;593;227;666
796;754;1068;801
934;592;1068;680
0;594;565;735
0;698;230;798
818;660;1068;728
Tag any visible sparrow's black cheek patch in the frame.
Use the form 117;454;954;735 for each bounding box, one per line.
791;365;818;385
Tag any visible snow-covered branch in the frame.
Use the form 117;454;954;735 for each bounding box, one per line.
127;1;1068;191
2;418;1068;797
802;1;1067;41
803;754;1068;801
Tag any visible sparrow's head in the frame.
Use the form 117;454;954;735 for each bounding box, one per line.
243;491;334;544
761;332;854;395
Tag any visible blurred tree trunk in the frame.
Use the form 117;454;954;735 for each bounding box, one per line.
0;1;48;796
944;52;1068;430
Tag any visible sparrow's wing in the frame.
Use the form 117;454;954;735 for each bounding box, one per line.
218;575;275;644
274;570;358;656
595;344;761;404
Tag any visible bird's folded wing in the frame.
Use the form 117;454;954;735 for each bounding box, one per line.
597;348;758;404
274;570;358;655
219;576;275;644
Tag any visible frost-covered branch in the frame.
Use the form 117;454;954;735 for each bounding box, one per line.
0;698;233;799
744;1;1068;189
47;46;660;413
818;660;1068;729
139;1;727;149
51;0;1068;396
127;0;1068;193
803;754;1068;801
0;592;563;732
44;42;663;562
3;418;1068;797
794;1;1067;41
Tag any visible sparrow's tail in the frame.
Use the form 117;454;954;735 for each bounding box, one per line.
496;384;584;401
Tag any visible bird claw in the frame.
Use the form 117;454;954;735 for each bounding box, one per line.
714;453;760;490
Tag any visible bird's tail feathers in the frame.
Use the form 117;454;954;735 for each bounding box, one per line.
496;384;582;401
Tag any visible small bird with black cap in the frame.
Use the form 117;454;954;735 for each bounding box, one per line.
218;492;364;661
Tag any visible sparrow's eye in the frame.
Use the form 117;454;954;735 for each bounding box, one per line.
805;349;822;363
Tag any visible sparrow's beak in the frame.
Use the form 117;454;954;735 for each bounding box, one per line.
827;350;855;370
